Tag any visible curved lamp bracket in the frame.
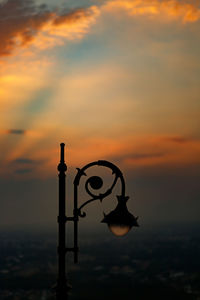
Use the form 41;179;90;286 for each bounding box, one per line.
73;160;126;218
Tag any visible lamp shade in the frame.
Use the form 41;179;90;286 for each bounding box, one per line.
101;195;139;237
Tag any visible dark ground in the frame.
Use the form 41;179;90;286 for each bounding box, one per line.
0;223;200;300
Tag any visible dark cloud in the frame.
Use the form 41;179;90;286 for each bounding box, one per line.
52;7;93;26
7;129;26;135
13;158;46;176
14;158;35;164
15;168;32;174
0;0;52;56
107;152;165;164
129;152;165;160
164;136;190;144
0;0;96;57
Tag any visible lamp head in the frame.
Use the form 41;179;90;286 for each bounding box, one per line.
101;195;139;237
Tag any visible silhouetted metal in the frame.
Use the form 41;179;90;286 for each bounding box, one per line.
57;143;68;300
56;143;139;299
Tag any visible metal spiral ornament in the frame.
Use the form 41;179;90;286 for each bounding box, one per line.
73;160;126;218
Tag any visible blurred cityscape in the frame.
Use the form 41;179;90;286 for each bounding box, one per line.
0;224;200;300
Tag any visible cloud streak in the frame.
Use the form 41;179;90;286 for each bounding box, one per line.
14;158;35;164
90;135;200;169
103;0;200;23
164;136;191;144
127;152;165;160
7;129;26;135
15;168;33;174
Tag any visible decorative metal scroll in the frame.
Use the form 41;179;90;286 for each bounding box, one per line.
73;160;126;218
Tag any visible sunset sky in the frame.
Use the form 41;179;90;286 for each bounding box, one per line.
0;0;200;229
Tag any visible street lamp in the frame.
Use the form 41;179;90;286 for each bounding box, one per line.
56;143;139;300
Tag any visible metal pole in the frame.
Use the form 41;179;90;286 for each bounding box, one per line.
74;184;78;263
57;143;68;300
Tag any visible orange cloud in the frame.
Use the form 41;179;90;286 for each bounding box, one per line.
0;0;99;57
32;6;100;50
0;0;199;59
103;0;200;23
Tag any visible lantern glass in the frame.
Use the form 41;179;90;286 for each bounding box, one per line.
108;224;131;237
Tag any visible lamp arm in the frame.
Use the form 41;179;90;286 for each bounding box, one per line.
71;159;127;263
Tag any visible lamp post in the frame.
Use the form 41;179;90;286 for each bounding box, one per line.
56;143;139;300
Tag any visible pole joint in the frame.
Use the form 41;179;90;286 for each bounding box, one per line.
57;216;67;223
65;216;75;222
